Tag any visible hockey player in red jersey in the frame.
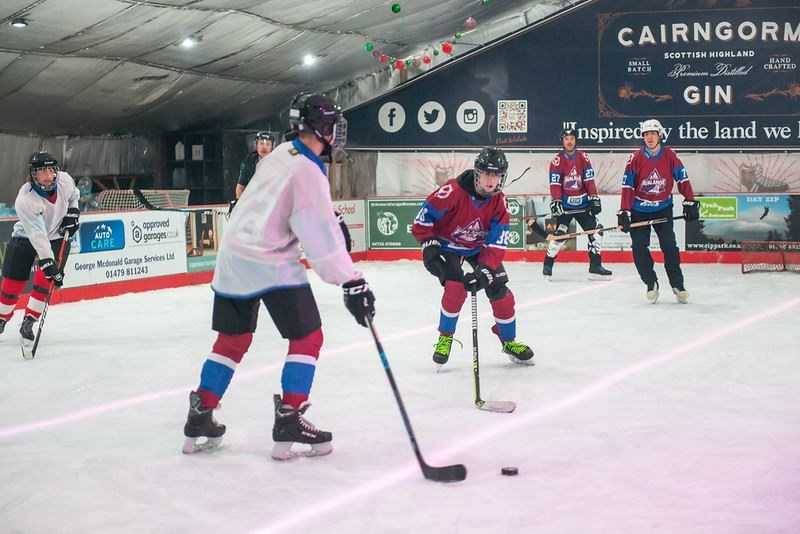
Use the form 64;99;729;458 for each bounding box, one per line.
182;93;376;459
617;119;700;304
544;128;612;280
412;147;533;368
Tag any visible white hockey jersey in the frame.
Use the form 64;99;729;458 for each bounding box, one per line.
12;172;80;262
212;139;360;298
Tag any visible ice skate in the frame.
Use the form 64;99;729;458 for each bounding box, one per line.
646;281;659;304
19;315;36;360
432;333;454;369
672;286;689;304
182;391;226;454
542;256;554;280
271;394;332;461
502;340;535;365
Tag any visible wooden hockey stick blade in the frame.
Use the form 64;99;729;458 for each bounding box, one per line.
546;215;686;241
422;462;468;482
476;399;517;413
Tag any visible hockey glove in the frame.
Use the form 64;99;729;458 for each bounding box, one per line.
549;199;565;217
38;258;64;287
59;207;80;237
342;279;376;328
421;239;446;280
616;210;631;233
463;264;497;293
682;200;700;222
588;196;602;216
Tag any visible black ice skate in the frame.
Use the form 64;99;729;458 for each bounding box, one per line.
182;391;226;454
672;286;689;304
432;333;454;368
542;256;555;280
502;340;535;366
588;253;612;281
646;280;660;304
271;394;332;461
19;315;36;360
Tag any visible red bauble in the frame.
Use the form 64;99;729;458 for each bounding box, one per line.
379;54;388;63
394;59;405;70
441;42;453;54
422;55;431;64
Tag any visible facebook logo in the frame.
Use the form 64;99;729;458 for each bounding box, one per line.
378;101;405;133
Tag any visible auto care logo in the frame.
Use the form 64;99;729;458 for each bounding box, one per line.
79;220;126;253
130;218;179;244
375;211;399;236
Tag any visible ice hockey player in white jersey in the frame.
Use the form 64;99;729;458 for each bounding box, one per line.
182;93;376;460
0;152;79;359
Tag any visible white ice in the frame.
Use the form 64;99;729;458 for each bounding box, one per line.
1;261;799;533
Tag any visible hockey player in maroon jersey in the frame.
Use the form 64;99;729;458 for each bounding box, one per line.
412;147;533;368
544;128;612;280
617;119;700;304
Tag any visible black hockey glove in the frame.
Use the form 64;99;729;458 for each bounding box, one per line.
342;279;376;328
59;207;80;237
38;258;64;287
550;199;565;216
421;239;446;280
682;200;700;222
616;210;631;233
588;196;602;216
463;264;497;293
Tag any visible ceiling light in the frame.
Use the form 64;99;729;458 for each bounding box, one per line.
303;54;317;66
180;36;199;48
10;17;29;28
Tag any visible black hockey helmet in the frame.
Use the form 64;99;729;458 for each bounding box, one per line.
28;151;59;192
289;92;347;152
560;128;578;140
29;151;59;176
473;146;508;196
255;131;275;145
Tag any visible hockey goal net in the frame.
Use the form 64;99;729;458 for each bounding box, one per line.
97;189;190;211
741;241;800;274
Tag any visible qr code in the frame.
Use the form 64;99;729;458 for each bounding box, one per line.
497;100;528;133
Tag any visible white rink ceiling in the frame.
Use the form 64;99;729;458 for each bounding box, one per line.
0;0;577;135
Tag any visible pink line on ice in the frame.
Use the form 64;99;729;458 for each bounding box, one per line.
0;279;618;440
251;295;800;533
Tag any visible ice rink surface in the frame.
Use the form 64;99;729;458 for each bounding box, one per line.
1;261;799;533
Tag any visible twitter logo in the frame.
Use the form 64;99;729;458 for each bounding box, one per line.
417;101;446;132
423;108;439;124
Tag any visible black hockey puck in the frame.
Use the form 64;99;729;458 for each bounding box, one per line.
501;467;518;476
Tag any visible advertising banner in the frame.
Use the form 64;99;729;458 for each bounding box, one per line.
346;0;799;149
686;193;800;251
185;207;227;273
65;211;188;287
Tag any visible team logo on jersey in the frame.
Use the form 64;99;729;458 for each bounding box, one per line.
564;167;583;190
641;169;666;194
79;220;126;253
451;218;484;245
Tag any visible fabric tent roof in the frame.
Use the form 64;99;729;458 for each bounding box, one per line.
0;0;574;135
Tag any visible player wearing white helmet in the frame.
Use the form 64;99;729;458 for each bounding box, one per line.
617;119;700;304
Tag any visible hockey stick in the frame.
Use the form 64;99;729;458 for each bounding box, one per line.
546;215;687;241
513;208;588;222
365;315;467;483
25;235;69;360
501;166;531;190
470;289;516;413
133;189;202;213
